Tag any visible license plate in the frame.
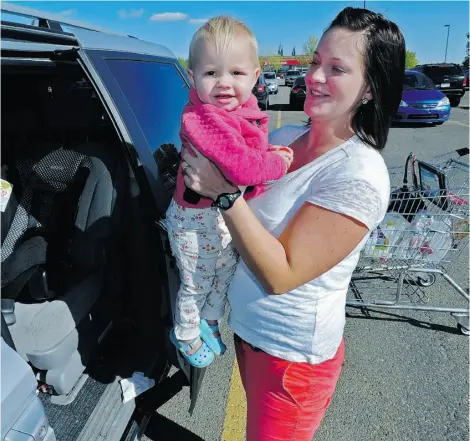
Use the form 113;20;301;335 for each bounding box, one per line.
441;83;450;88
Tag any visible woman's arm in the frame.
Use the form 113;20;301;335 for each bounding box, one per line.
181;144;370;295
221;198;368;294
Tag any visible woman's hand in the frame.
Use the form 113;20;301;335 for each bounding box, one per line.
181;142;238;201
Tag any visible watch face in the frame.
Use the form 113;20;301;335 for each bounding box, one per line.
221;197;230;208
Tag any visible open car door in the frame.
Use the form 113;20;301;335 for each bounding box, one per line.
73;30;207;414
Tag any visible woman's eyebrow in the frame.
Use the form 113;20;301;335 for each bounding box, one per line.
314;51;347;62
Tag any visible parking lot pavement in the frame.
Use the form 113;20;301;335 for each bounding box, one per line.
146;84;469;441
460;93;469;109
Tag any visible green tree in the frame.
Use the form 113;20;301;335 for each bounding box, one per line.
177;58;188;70
463;33;469;69
267;56;282;72
405;51;418;70
302;35;318;58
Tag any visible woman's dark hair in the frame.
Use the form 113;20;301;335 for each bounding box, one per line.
326;7;406;151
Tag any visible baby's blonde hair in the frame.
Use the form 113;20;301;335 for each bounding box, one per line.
188;16;260;71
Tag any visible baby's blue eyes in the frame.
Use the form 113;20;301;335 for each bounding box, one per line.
203;71;246;76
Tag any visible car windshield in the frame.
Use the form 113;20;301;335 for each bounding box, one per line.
403;73;434;90
287;70;300;76
424;65;462;76
264;73;276;79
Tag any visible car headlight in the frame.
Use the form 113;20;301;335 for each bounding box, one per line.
436;97;450;108
400;100;408;107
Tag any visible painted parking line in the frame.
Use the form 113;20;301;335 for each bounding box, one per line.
447;120;469;128
221;360;246;441
277;110;282;129
222;109;283;441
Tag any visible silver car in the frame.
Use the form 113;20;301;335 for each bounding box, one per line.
285;69;301;87
263;71;279;94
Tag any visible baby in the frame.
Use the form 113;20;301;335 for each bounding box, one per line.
165;15;293;368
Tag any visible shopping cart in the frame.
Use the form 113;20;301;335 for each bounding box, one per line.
347;148;470;334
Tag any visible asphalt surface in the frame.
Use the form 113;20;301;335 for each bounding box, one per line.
146;84;469;441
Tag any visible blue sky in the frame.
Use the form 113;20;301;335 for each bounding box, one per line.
8;1;470;64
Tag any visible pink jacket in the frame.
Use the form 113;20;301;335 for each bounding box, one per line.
174;88;286;208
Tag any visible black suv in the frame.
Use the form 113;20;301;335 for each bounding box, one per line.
1;3;204;441
289;76;306;110
252;74;269;110
411;63;466;107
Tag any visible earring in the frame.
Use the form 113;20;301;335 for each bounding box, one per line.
361;98;368;105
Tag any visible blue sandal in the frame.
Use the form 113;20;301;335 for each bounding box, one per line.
169;329;214;368
200;319;227;356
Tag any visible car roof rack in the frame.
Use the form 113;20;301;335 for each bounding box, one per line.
1;2;129;40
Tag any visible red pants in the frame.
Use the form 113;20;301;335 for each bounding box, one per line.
235;336;345;441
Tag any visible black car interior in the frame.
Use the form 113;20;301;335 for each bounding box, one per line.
1;59;170;405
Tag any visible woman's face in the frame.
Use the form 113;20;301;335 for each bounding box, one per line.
304;27;372;124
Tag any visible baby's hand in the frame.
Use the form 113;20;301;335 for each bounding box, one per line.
270;145;294;171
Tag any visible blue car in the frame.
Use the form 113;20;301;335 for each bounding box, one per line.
395;70;451;125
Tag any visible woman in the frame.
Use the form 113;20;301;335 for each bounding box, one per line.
181;7;405;441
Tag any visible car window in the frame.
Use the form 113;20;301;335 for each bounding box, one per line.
424;65;462;76
403;74;419;90
264;73;276;79
417;74;435;90
404;73;434;90
106;60;188;190
294;77;305;86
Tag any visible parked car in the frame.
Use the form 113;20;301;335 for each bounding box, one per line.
465;69;469;90
262;71;279;94
410;63;466;107
289;76;306;110
1;3;201;441
252;74;269;109
394;70;451;125
300;67;309;76
285;69;301;87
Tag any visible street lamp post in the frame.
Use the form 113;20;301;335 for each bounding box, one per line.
444;24;450;63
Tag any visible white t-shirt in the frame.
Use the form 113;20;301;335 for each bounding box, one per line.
228;125;390;364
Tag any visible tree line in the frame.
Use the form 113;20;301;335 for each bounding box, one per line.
178;33;469;73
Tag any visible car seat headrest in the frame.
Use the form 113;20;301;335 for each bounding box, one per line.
17;147;92;192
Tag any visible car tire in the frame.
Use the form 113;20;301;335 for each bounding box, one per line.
449;97;461;107
289;101;303;111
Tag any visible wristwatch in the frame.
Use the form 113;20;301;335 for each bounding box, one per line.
212;190;242;211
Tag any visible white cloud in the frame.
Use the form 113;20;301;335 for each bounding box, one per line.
150;12;188;22
118;9;144;20
58;9;76;17
188;18;208;25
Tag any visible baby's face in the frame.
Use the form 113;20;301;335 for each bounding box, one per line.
189;39;260;111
